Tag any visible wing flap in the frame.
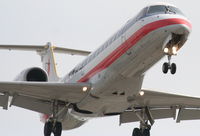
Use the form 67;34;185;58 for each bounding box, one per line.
0;93;9;109
176;108;200;122
11;95;52;114
120;108;175;124
122;89;200;124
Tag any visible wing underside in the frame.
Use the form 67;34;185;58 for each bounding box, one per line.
120;89;200;124
0;82;91;115
0;81;199;124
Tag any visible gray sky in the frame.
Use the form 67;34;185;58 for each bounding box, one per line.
0;0;200;136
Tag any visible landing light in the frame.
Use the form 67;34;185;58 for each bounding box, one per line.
139;91;144;96
164;47;169;53
172;46;177;55
82;87;88;92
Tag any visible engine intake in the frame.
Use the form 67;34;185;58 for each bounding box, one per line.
15;67;48;82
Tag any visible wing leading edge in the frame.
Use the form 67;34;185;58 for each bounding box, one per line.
120;89;200;124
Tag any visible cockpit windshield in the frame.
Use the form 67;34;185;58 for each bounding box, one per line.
135;5;185;21
147;5;166;14
147;5;184;16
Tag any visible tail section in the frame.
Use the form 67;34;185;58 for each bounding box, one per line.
38;42;59;82
0;42;91;82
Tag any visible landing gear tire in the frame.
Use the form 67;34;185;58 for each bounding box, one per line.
170;63;176;74
162;62;177;75
44;121;53;136
132;128;142;136
53;122;62;136
143;128;150;136
162;50;178;75
162;62;169;74
44;121;62;136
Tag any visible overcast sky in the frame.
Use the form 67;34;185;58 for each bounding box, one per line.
0;0;200;136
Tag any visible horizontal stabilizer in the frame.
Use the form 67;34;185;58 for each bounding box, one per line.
0;43;91;56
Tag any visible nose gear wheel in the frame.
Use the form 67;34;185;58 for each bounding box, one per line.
162;55;177;74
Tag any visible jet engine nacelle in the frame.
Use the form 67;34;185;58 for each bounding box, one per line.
14;67;48;82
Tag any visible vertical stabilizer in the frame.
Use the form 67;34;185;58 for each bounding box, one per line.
38;42;59;82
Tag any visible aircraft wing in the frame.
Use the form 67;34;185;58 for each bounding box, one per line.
0;81;91;114
120;89;200;124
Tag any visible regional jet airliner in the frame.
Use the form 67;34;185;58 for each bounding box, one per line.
0;2;198;136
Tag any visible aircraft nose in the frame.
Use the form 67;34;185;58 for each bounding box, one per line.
171;18;192;33
162;17;192;55
163;17;192;36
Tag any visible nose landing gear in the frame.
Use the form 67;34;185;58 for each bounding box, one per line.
162;55;177;74
161;33;186;75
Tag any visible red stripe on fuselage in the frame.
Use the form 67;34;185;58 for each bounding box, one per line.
78;18;192;82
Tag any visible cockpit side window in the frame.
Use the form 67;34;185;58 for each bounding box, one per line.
167;6;184;16
136;7;147;20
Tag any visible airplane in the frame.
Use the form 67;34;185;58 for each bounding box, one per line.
0;2;199;136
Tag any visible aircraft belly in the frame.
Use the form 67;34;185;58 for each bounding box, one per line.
76;95;132;114
76;75;144;113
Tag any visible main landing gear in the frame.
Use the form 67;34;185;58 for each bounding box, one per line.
44;100;63;136
132;122;151;136
132;107;154;136
44;119;62;136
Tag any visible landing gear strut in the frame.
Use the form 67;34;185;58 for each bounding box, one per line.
162;55;176;74
161;32;184;75
44;100;63;136
132;107;153;136
132;122;151;136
